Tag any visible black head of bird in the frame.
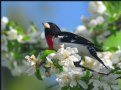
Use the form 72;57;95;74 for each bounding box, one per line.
42;22;61;36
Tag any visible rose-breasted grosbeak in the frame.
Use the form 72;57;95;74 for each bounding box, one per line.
42;22;108;70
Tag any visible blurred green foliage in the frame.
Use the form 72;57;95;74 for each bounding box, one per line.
103;31;121;51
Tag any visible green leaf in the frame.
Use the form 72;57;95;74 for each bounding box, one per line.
118;79;121;90
14;52;21;60
103;2;121;23
108;26;117;35
70;86;81;90
22;35;31;41
103;47;119;52
40;50;56;59
61;85;87;90
30;21;38;32
5;21;16;30
61;86;69;90
119;79;121;84
35;68;42;80
81;71;91;83
15;26;24;34
52;59;63;73
103;31;121;51
7;41;14;51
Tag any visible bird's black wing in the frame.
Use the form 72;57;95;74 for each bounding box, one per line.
54;32;94;46
53;32;103;52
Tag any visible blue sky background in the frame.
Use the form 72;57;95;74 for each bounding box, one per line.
2;1;90;32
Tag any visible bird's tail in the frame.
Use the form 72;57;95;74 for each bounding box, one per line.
94;54;108;69
87;46;108;69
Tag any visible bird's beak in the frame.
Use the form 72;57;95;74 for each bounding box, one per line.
42;22;50;29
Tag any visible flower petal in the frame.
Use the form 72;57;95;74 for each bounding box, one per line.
70;80;77;87
78;80;88;89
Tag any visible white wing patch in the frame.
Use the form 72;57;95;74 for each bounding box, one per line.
58;36;64;38
70;39;76;43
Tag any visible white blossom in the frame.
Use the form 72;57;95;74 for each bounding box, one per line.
111;50;121;64
97;2;106;15
1;35;8;51
80;16;88;24
69;68;87;89
88;2;98;14
25;31;44;44
74;25;92;40
1;16;9;30
46;53;57;67
88;19;98;27
17;35;24;43
81;52;112;72
25;55;36;66
56;71;71;87
96;16;105;24
88;16;105;28
90;74;120;90
97;52;114;69
46;46;81;69
81;50;121;73
81;56;101;72
75;25;87;34
97;31;110;43
46;45;88;89
26;26;42;43
98;50;121;69
56;67;87;89
7;27;18;40
27;32;40;43
117;62;121;69
57;46;81;66
89;1;106;15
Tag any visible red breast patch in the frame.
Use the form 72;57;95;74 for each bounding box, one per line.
46;34;54;49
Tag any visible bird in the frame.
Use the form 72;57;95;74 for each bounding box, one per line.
42;22;108;70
